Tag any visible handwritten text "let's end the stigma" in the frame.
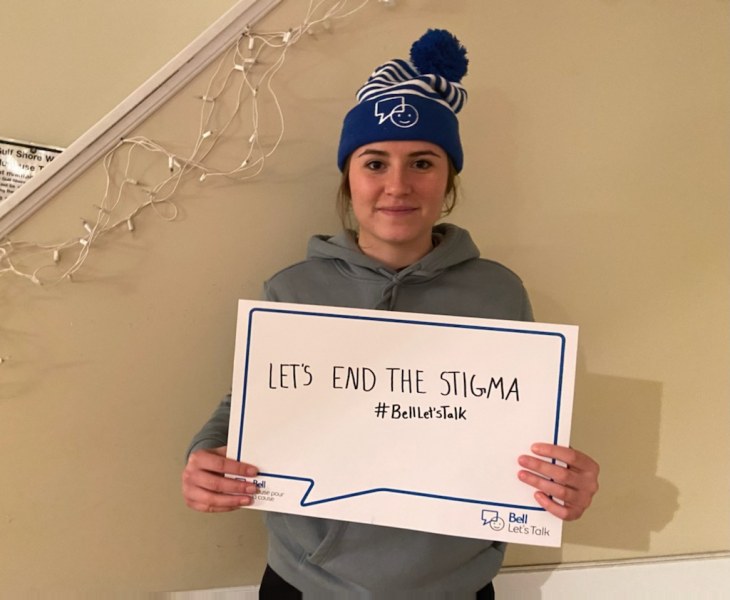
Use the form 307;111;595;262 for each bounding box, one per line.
267;363;521;402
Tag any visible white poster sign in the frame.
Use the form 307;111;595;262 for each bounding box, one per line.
0;138;63;203
228;300;578;547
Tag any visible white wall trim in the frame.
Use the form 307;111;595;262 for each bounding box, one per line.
0;0;281;238
499;550;729;573
495;551;729;599
166;552;730;599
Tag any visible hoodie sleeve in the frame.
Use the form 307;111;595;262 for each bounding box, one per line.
185;394;231;460
184;279;281;463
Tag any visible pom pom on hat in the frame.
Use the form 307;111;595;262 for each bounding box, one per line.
337;28;470;172
410;29;468;83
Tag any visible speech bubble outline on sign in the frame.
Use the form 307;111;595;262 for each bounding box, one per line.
227;300;577;545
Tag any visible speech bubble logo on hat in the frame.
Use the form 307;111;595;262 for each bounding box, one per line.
375;96;419;128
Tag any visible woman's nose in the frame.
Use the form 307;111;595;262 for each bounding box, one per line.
385;167;412;196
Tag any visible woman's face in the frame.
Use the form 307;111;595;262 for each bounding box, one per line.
347;140;449;268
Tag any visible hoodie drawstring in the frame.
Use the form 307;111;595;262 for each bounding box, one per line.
375;269;418;310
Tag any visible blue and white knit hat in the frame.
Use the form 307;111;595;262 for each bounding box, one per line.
337;29;469;172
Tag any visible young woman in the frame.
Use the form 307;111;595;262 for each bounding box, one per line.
182;30;599;598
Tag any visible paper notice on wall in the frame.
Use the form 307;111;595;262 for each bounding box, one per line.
0;138;63;204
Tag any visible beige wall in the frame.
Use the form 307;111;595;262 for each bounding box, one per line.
0;0;240;146
1;0;728;595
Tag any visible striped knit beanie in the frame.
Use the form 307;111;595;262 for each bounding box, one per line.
337;29;469;172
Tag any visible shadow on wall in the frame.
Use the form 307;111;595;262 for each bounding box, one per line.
504;294;679;577
565;371;677;550
499;371;678;598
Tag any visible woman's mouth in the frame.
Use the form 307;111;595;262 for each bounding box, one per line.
378;206;417;216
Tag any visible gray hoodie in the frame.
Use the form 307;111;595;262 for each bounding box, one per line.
187;224;533;598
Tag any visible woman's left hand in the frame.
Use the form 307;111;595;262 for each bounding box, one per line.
518;443;600;521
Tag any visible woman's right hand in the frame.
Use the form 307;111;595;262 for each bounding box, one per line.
182;446;260;513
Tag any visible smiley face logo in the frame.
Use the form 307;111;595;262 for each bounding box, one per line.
391;104;419;127
481;509;505;531
375;97;420;128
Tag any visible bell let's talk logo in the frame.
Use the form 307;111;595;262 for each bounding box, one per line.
374;96;419;128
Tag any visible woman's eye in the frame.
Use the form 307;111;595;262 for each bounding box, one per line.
365;160;385;171
413;160;432;170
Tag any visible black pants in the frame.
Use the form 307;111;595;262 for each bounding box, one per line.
259;565;496;599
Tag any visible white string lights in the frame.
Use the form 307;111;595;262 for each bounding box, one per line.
0;0;382;286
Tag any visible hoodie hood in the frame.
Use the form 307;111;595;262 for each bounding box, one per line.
303;224;480;310
307;223;479;275
265;222;531;321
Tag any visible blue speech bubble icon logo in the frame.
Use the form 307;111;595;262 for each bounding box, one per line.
481;509;505;531
374;96;419;128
